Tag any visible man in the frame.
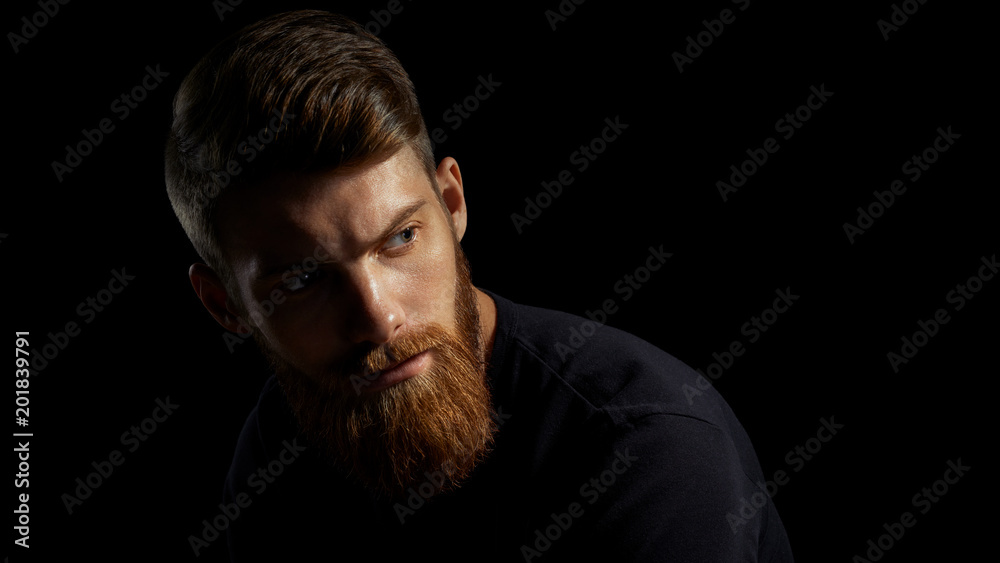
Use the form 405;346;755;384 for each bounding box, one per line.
165;10;793;562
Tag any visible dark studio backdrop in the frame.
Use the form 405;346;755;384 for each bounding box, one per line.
4;0;992;560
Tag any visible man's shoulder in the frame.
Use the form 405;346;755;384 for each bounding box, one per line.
223;376;303;493
485;292;793;561
489;291;725;424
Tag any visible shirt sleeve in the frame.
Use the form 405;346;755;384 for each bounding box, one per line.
534;413;793;562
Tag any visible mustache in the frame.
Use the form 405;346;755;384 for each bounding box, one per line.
332;324;453;382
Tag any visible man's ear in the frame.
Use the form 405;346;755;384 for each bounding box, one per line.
435;157;468;240
189;263;246;333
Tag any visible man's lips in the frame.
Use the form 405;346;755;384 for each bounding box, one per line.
360;349;432;393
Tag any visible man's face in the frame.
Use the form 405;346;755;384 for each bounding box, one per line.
210;146;496;498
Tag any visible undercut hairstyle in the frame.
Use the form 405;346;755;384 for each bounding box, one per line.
164;10;437;295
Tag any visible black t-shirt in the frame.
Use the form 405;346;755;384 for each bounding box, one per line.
221;290;794;562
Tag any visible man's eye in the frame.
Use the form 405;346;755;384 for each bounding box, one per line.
283;270;323;292
384;226;416;250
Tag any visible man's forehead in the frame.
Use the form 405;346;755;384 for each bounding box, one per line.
220;147;436;277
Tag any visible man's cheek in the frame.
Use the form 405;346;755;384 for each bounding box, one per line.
266;327;326;375
421;269;459;323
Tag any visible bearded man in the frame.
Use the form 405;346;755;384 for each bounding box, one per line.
165;10;793;562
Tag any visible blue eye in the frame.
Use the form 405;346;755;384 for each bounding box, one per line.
283;269;323;292
385;226;416;249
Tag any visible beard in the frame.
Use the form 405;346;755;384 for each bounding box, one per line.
257;242;497;500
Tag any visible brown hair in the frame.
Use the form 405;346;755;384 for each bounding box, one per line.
164;10;436;292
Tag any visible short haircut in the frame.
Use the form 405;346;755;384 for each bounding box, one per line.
164;10;436;294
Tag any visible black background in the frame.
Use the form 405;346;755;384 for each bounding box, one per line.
4;0;993;561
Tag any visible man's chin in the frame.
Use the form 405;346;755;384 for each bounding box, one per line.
263;240;494;499
270;323;496;500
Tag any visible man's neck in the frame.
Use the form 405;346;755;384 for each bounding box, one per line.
474;288;498;365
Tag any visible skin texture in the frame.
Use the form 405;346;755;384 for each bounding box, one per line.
188;145;496;378
186;146;500;497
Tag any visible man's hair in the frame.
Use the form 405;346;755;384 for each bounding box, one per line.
164;10;436;293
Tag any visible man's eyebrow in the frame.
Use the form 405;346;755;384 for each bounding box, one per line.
374;199;427;247
254;199;429;282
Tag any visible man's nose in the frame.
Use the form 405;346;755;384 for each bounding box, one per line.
343;265;404;345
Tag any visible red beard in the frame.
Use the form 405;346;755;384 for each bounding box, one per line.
262;245;496;499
